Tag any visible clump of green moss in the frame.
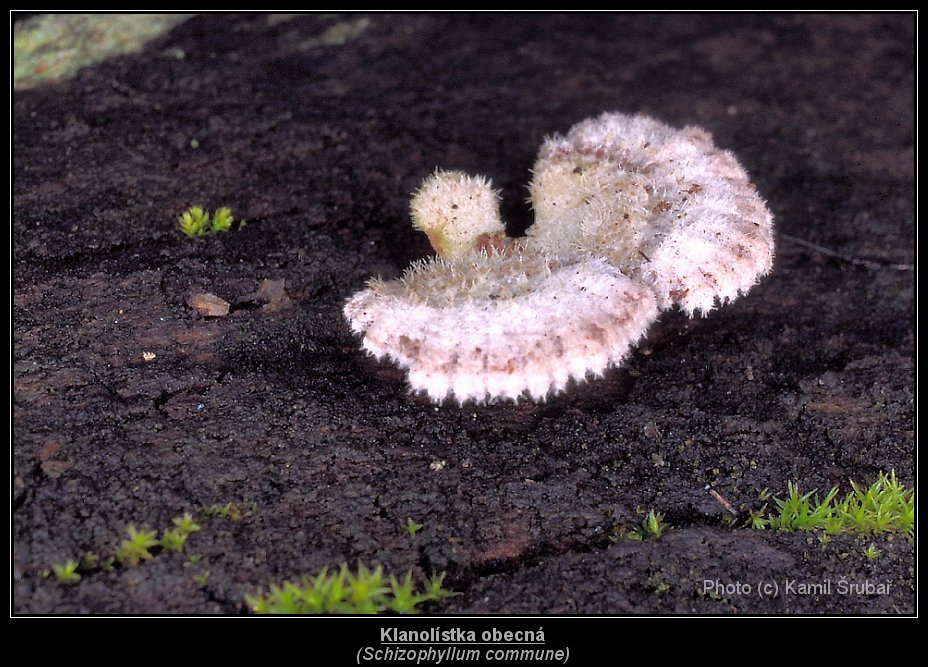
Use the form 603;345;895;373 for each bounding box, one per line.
172;512;202;535
200;501;253;521
178;206;236;238
51;561;81;584
114;525;160;567
48;511;209;584
160;512;202;553
246;562;456;615
610;509;670;542
757;471;913;537
406;518;423;536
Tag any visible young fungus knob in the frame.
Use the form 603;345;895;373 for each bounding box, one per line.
410;170;505;259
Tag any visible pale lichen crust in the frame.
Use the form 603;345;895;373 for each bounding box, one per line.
344;112;774;404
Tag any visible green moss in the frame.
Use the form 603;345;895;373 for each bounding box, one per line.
76;512;207;572
172;512;202;535
159;528;189;553
210;207;234;233
51;561;81;584
246;562;456;615
159;512;204;553
201;501;251;520
762;471;913;537
179;206;210;237
114;525;159;567
610;509;670;542
178;206;236;238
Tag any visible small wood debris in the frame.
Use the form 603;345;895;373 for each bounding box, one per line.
189;292;230;317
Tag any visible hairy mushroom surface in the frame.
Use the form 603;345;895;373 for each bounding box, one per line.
345;112;774;404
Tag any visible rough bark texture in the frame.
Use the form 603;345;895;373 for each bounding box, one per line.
14;14;914;614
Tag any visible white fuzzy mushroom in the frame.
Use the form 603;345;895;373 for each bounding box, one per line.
344;112;774;404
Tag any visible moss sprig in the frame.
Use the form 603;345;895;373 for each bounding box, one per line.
178;205;236;238
246;562;456;615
